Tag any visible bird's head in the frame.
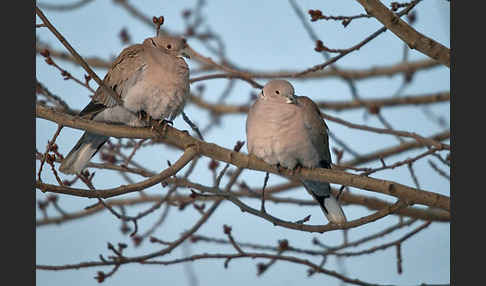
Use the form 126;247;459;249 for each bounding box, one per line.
146;35;191;59
260;79;297;104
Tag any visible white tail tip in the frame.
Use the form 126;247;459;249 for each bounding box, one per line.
323;195;347;224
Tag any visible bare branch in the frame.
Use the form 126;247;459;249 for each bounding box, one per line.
36;105;450;211
355;0;450;67
35;6;123;106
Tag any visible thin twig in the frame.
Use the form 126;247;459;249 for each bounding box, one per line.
261;172;270;213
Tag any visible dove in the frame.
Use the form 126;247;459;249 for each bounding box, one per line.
246;79;347;224
59;34;191;174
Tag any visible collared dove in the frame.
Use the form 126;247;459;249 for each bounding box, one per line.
246;79;347;224
59;35;191;174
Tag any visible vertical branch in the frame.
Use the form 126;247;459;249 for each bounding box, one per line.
152;16;164;36
395;244;403;274
37;125;64;183
261;172;270;213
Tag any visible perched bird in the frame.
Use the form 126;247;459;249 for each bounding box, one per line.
59;35;191;174
246;79;347;224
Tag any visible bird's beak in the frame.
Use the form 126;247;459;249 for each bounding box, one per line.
177;41;191;59
182;51;191;59
178;51;191;59
180;38;191;59
286;95;297;104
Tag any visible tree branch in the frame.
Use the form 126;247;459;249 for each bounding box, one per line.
36;39;441;81
35;6;123;106
36;145;198;198
189;91;449;114
355;0;450;67
36;105;450;211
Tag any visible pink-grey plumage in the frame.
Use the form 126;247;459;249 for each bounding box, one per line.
59;35;191;174
246;79;347;224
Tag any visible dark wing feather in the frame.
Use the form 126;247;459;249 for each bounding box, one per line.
298;96;332;168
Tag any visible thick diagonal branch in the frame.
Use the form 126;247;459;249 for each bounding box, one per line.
36;105;450;211
355;0;450;67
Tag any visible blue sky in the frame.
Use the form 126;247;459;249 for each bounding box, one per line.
36;1;450;285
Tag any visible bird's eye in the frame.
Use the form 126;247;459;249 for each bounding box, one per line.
275;90;280;95
166;44;172;49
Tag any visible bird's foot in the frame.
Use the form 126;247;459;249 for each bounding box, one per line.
289;163;303;176
157;118;173;128
150;118;173;135
275;163;284;174
137;110;149;123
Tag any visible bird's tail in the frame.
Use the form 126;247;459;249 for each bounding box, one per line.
59;132;109;174
301;179;347;224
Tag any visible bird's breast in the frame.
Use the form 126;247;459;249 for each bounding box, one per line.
247;102;318;169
